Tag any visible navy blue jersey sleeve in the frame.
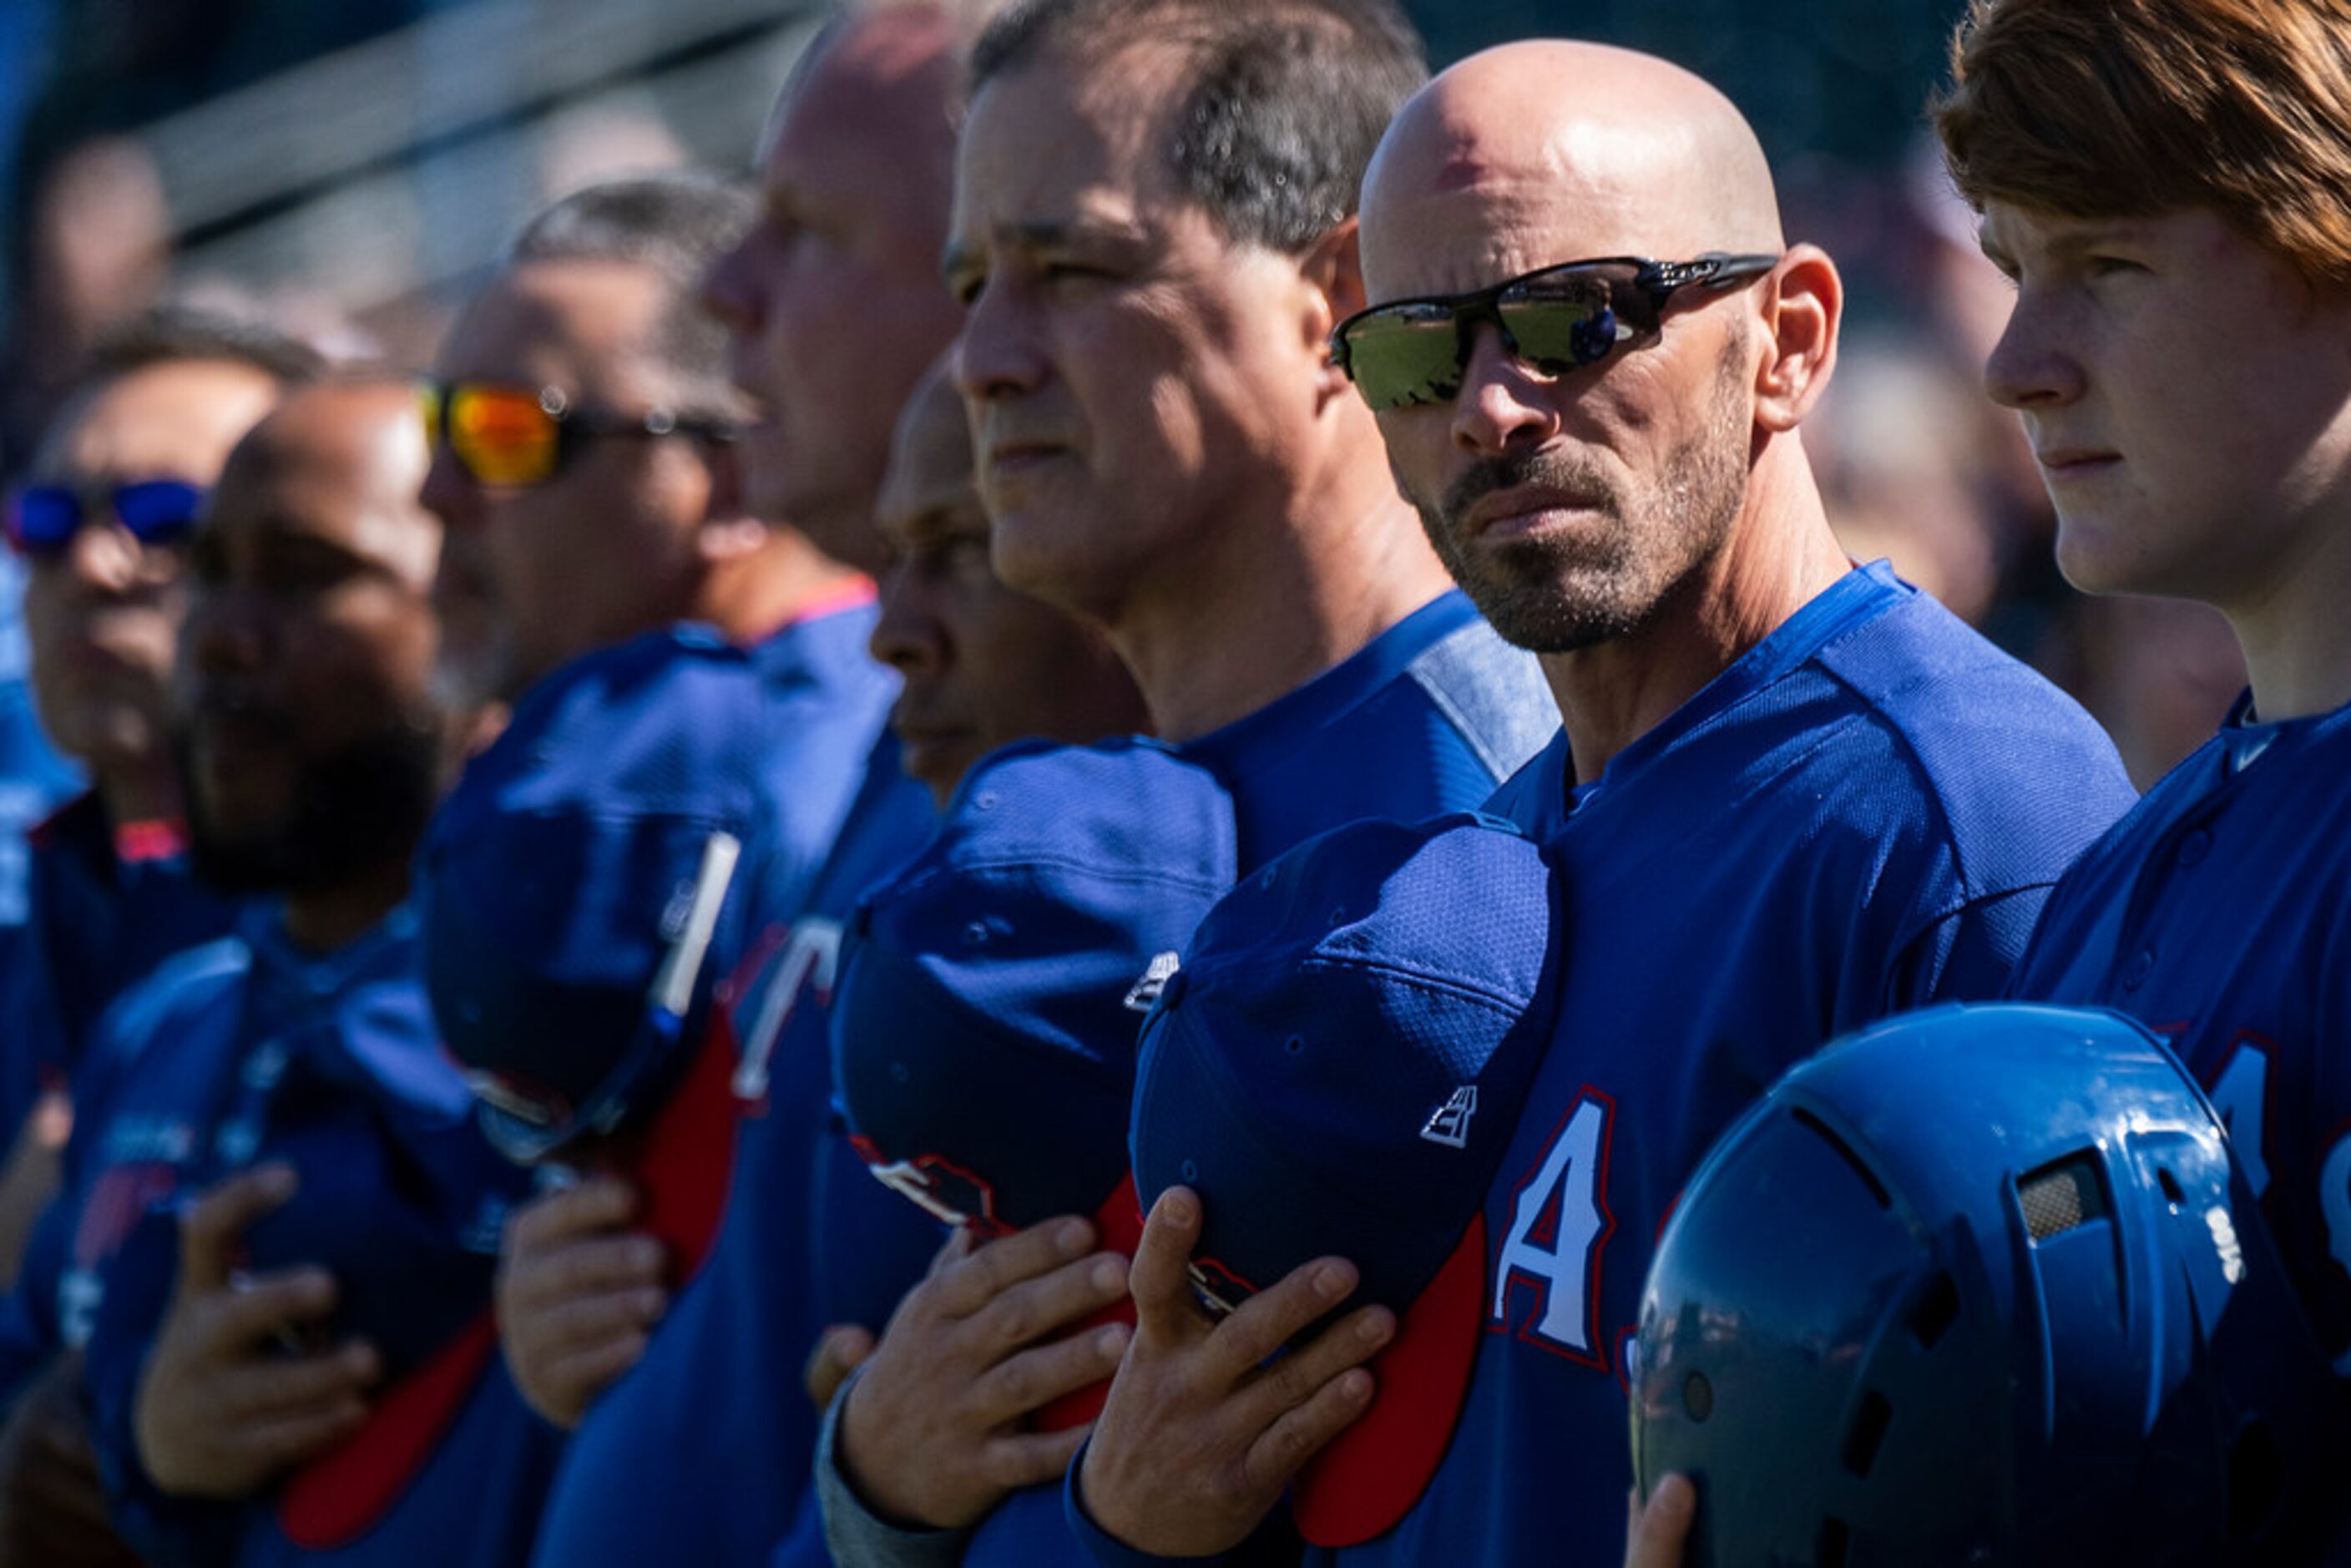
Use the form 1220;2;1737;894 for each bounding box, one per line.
1884;883;2060;1010
767;1486;831;1568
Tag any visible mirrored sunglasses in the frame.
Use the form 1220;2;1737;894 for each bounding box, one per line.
419;381;741;490
1331;253;1781;412
5;479;208;556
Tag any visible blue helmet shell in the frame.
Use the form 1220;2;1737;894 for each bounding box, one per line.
1631;1003;2347;1566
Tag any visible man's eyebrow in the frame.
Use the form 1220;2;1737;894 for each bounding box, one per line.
943;215;1155;276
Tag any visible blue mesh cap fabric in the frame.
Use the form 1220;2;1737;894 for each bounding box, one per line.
417;629;775;1156
831;738;1238;1234
1130;809;1564;1314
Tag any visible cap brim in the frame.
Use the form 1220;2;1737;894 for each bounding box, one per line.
276;1310;498;1549
1292;1215;1486;1547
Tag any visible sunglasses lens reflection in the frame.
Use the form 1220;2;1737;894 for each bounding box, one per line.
6;488;80;553
1500;275;1628;375
113;480;207;544
1345;307;1467;410
1342;264;1648;412
449;387;559;488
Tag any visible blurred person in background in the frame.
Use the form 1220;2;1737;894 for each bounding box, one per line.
422;171;872;703
866;361;1145;806
493;10;966;1565
0;139;170;483
422;169;893;920
0;377;557;1568
0;306;321;1282
1809;334;2003;625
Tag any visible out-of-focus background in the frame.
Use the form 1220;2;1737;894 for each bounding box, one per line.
0;0;2243;891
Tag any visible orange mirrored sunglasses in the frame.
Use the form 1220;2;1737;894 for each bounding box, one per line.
418;382;739;488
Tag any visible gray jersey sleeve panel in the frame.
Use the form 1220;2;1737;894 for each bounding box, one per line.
1407;620;1558;782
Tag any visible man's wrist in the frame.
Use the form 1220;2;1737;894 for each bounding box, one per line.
817;1369;970;1567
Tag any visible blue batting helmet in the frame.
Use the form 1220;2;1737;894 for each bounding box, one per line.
1631;1002;2348;1566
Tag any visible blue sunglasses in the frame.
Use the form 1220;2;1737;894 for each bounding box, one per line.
6;479;208;556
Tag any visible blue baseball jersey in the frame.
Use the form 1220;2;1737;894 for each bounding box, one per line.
0;903;559;1567
1069;562;2137;1567
1176;591;1554;871
525;731;935;1568
0;792;240;1151
2010;694;2351;1388
0;550;80;919
737;594;902;926
937;594;1550;1568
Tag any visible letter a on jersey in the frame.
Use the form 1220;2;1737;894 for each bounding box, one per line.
1490;1092;1614;1363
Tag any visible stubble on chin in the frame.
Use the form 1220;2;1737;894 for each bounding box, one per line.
1410;341;1752;655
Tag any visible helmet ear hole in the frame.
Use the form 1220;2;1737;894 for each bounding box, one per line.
2225;1419;2285;1540
1842;1390;1893;1477
1909;1272;1959;1350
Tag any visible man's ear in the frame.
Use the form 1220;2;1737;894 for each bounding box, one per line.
697;440;767;562
1298;216;1367;409
1752;245;1842;434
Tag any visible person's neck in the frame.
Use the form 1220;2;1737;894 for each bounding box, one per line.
698;525;869;646
1110;457;1453;743
2217;497;2351;723
94;754;185;830
1544;458;1852;787
281;854;412;954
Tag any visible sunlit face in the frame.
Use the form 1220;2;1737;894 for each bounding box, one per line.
1979;203;2351;609
23;359;280;772
1358;180;1761;655
869;382;1143;805
700;19;963;569
421;258;719;700
947;53;1327;625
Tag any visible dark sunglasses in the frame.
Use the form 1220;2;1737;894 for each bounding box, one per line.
420;381;741;489
5;478;208;556
1331;252;1782;412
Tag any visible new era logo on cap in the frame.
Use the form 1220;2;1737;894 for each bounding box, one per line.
1422;1086;1479;1148
1125;951;1182;1013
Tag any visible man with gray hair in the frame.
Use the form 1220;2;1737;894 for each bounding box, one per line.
482;13;970;1565
420;167;896;921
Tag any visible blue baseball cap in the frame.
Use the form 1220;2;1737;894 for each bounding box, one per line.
832;737;1238;1238
1130;811;1565;1547
417;628;773;1164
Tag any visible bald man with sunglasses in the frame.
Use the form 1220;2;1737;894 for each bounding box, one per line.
1074;41;2139;1567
